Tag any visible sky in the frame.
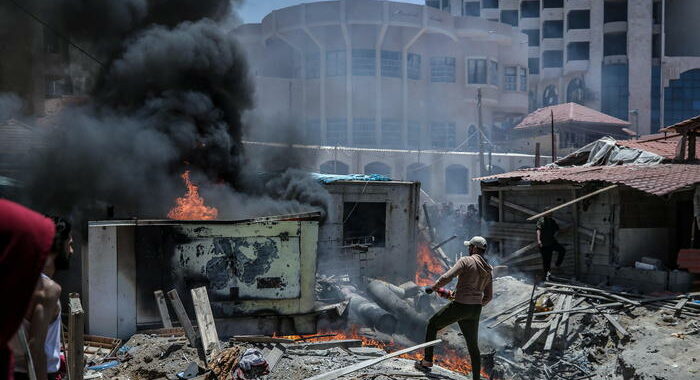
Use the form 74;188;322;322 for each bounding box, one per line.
236;0;425;24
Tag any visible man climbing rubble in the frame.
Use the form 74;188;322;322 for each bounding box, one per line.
536;208;565;279
415;236;493;380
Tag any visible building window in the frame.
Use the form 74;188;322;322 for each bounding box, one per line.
320;160;349;174
343;202;387;246
604;32;627;56
306;52;320;79
529;90;537;111
353;119;375;147
327;119;347;145
652;34;661;58
407;121;421;149
468;59;487;84
543;20;564;38
43;27;62;54
664;69;700;126
407;163;431;192
567;78;585;104
521;1;539;18
528;57;540;74
604;1;628;23
352;49;376;76
430;122;456;149
543;0;563;8
543;84;559;106
430;57;456;83
601;63;629;120
463;1;480;17
381;50;401;78
504;66;517;91
381;120;402;148
501;10;518;27
568;10;590;29
489;60;499;86
306;119;321;145
653;1;662;24
364;162;391;177
482;0;499;9
519;67;528;91
523;29;540;47
407;53;421;80
567;42;590;61
445;165;469;194
542;50;563;68
326;50;346;77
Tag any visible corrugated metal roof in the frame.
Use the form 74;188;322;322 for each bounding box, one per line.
476;164;700;196
515;102;630;130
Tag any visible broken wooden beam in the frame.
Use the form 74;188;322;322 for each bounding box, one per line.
596;307;629;337
674;297;690;317
304;339;442;380
290;339;363;351
166;289;198;349
544;296;569;351
544;282;641;306
516;301;623;318
230;336;295;344
191;286;221;363
154;290;173;329
68;293;85;380
501;242;539;263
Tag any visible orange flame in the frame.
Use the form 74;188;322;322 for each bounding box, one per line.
415;240;445;287
274;326;489;378
168;170;218;220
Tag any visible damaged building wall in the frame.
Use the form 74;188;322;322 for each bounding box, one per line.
85;218;320;339
317;180;420;285
481;182;695;293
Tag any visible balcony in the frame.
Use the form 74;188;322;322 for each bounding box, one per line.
541;37;564;50
603;21;628;34
565;59;589;73
566;28;590;42
541;8;564;20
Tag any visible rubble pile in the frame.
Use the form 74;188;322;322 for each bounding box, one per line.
480;276;700;379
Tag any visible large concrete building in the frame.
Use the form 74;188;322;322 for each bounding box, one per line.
237;0;529;151
427;0;700;135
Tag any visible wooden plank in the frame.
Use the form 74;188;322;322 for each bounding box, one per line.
166;289;198;349
597;308;629;337
501;242;538;263
191;287;221;363
521;301;622;318
487;304;530;329
521;326;547;351
674;297;690;317
231;336;295;344
503;252;541;266
304;339;442;380
544;296;569;351
154;290;173;328
68;293;85;380
266;344;285;372
544;282;641;306
526;185;618;221
290;339;362;351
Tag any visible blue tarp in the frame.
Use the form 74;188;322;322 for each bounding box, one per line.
311;173;392;184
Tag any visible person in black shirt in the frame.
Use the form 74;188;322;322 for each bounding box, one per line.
536;210;565;278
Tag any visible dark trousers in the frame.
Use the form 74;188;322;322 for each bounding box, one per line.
14;373;60;380
540;241;566;275
424;301;482;380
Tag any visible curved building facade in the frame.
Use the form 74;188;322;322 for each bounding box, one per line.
237;0;529;151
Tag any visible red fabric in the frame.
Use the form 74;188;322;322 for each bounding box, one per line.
0;199;55;380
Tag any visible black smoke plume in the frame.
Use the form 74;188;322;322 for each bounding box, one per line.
14;0;329;220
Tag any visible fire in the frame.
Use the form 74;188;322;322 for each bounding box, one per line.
415;240;446;287
275;326;489;378
168;170;218;220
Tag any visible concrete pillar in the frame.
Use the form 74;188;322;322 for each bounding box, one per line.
587;0;604;110
627;0;653;135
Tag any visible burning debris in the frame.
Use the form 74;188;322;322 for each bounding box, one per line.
168;170;219;220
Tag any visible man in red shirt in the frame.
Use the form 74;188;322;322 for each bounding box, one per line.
416;236;493;380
